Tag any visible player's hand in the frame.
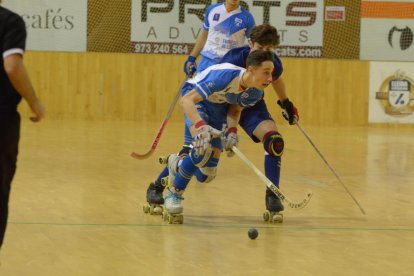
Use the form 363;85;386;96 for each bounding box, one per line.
223;127;238;157
29;99;45;122
183;56;197;77
277;98;299;125
193;121;221;156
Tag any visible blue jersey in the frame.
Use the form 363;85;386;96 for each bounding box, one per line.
201;3;255;62
183;63;263;108
221;46;284;81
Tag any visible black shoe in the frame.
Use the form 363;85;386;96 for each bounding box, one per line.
146;182;165;204
265;188;284;212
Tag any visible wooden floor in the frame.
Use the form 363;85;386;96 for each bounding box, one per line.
1;119;414;275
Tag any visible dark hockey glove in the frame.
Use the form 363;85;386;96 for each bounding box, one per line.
183;56;197;77
277;98;299;125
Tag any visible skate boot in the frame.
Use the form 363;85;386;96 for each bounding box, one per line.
142;182;165;215
263;187;284;223
162;186;184;224
158;153;181;186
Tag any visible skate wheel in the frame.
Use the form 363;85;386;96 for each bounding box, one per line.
143;204;150;214
149;205;155;215
168;214;183;224
153;205;163;215
158;156;168;165
160;177;168;186
162;211;168;221
272;213;283;223
263;210;270;222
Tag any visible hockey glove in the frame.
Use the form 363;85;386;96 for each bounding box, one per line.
184;56;197;77
277;98;299;125
193;121;222;156
223;127;238;157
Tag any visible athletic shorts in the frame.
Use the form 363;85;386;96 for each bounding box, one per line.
239;99;274;143
197;56;219;73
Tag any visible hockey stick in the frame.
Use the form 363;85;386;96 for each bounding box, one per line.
289;115;366;215
131;79;187;159
232;146;313;209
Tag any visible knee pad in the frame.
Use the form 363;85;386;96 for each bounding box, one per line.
199;165;218;183
190;146;214;168
263;131;284;157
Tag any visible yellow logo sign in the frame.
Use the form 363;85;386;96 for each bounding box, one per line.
376;70;414;116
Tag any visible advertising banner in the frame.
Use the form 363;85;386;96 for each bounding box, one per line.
4;0;87;52
369;62;414;123
360;1;414;61
131;0;324;57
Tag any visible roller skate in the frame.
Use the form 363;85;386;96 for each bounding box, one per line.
142;182;165;215
162;186;184;224
263;187;284;223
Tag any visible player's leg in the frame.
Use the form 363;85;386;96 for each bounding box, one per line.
163;105;224;223
143;87;196;213
239;100;284;222
163;140;221;223
0;113;20;248
253;120;285;213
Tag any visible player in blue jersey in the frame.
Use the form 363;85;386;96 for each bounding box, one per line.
183;24;298;222
161;50;274;223
183;0;255;77
220;24;299;223
143;0;254;215
144;24;298;223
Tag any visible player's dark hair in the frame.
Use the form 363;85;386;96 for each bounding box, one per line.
246;49;274;68
250;24;280;46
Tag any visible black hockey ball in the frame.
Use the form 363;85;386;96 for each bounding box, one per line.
248;228;258;240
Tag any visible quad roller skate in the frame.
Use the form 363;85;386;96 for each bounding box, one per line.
142;182;165;215
162;186;184;224
157;156;169;186
159;153;181;186
142;153;180;215
159;150;189;186
263;187;284;223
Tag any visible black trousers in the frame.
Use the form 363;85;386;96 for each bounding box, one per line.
0;111;20;248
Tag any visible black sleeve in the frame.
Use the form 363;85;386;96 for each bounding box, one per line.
2;13;26;54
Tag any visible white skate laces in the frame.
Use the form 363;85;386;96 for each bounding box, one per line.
165;187;184;214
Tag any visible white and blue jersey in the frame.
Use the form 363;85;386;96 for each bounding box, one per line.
197;3;255;72
182;63;263;131
221;46;285;143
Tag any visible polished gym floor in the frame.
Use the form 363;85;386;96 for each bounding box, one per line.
1;119;413;275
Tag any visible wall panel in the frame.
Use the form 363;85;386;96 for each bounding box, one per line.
20;52;369;126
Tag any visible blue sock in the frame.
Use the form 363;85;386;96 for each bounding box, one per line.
174;156;197;190
155;167;169;185
264;154;281;188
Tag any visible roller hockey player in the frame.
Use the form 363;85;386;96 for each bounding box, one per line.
162;50;275;224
